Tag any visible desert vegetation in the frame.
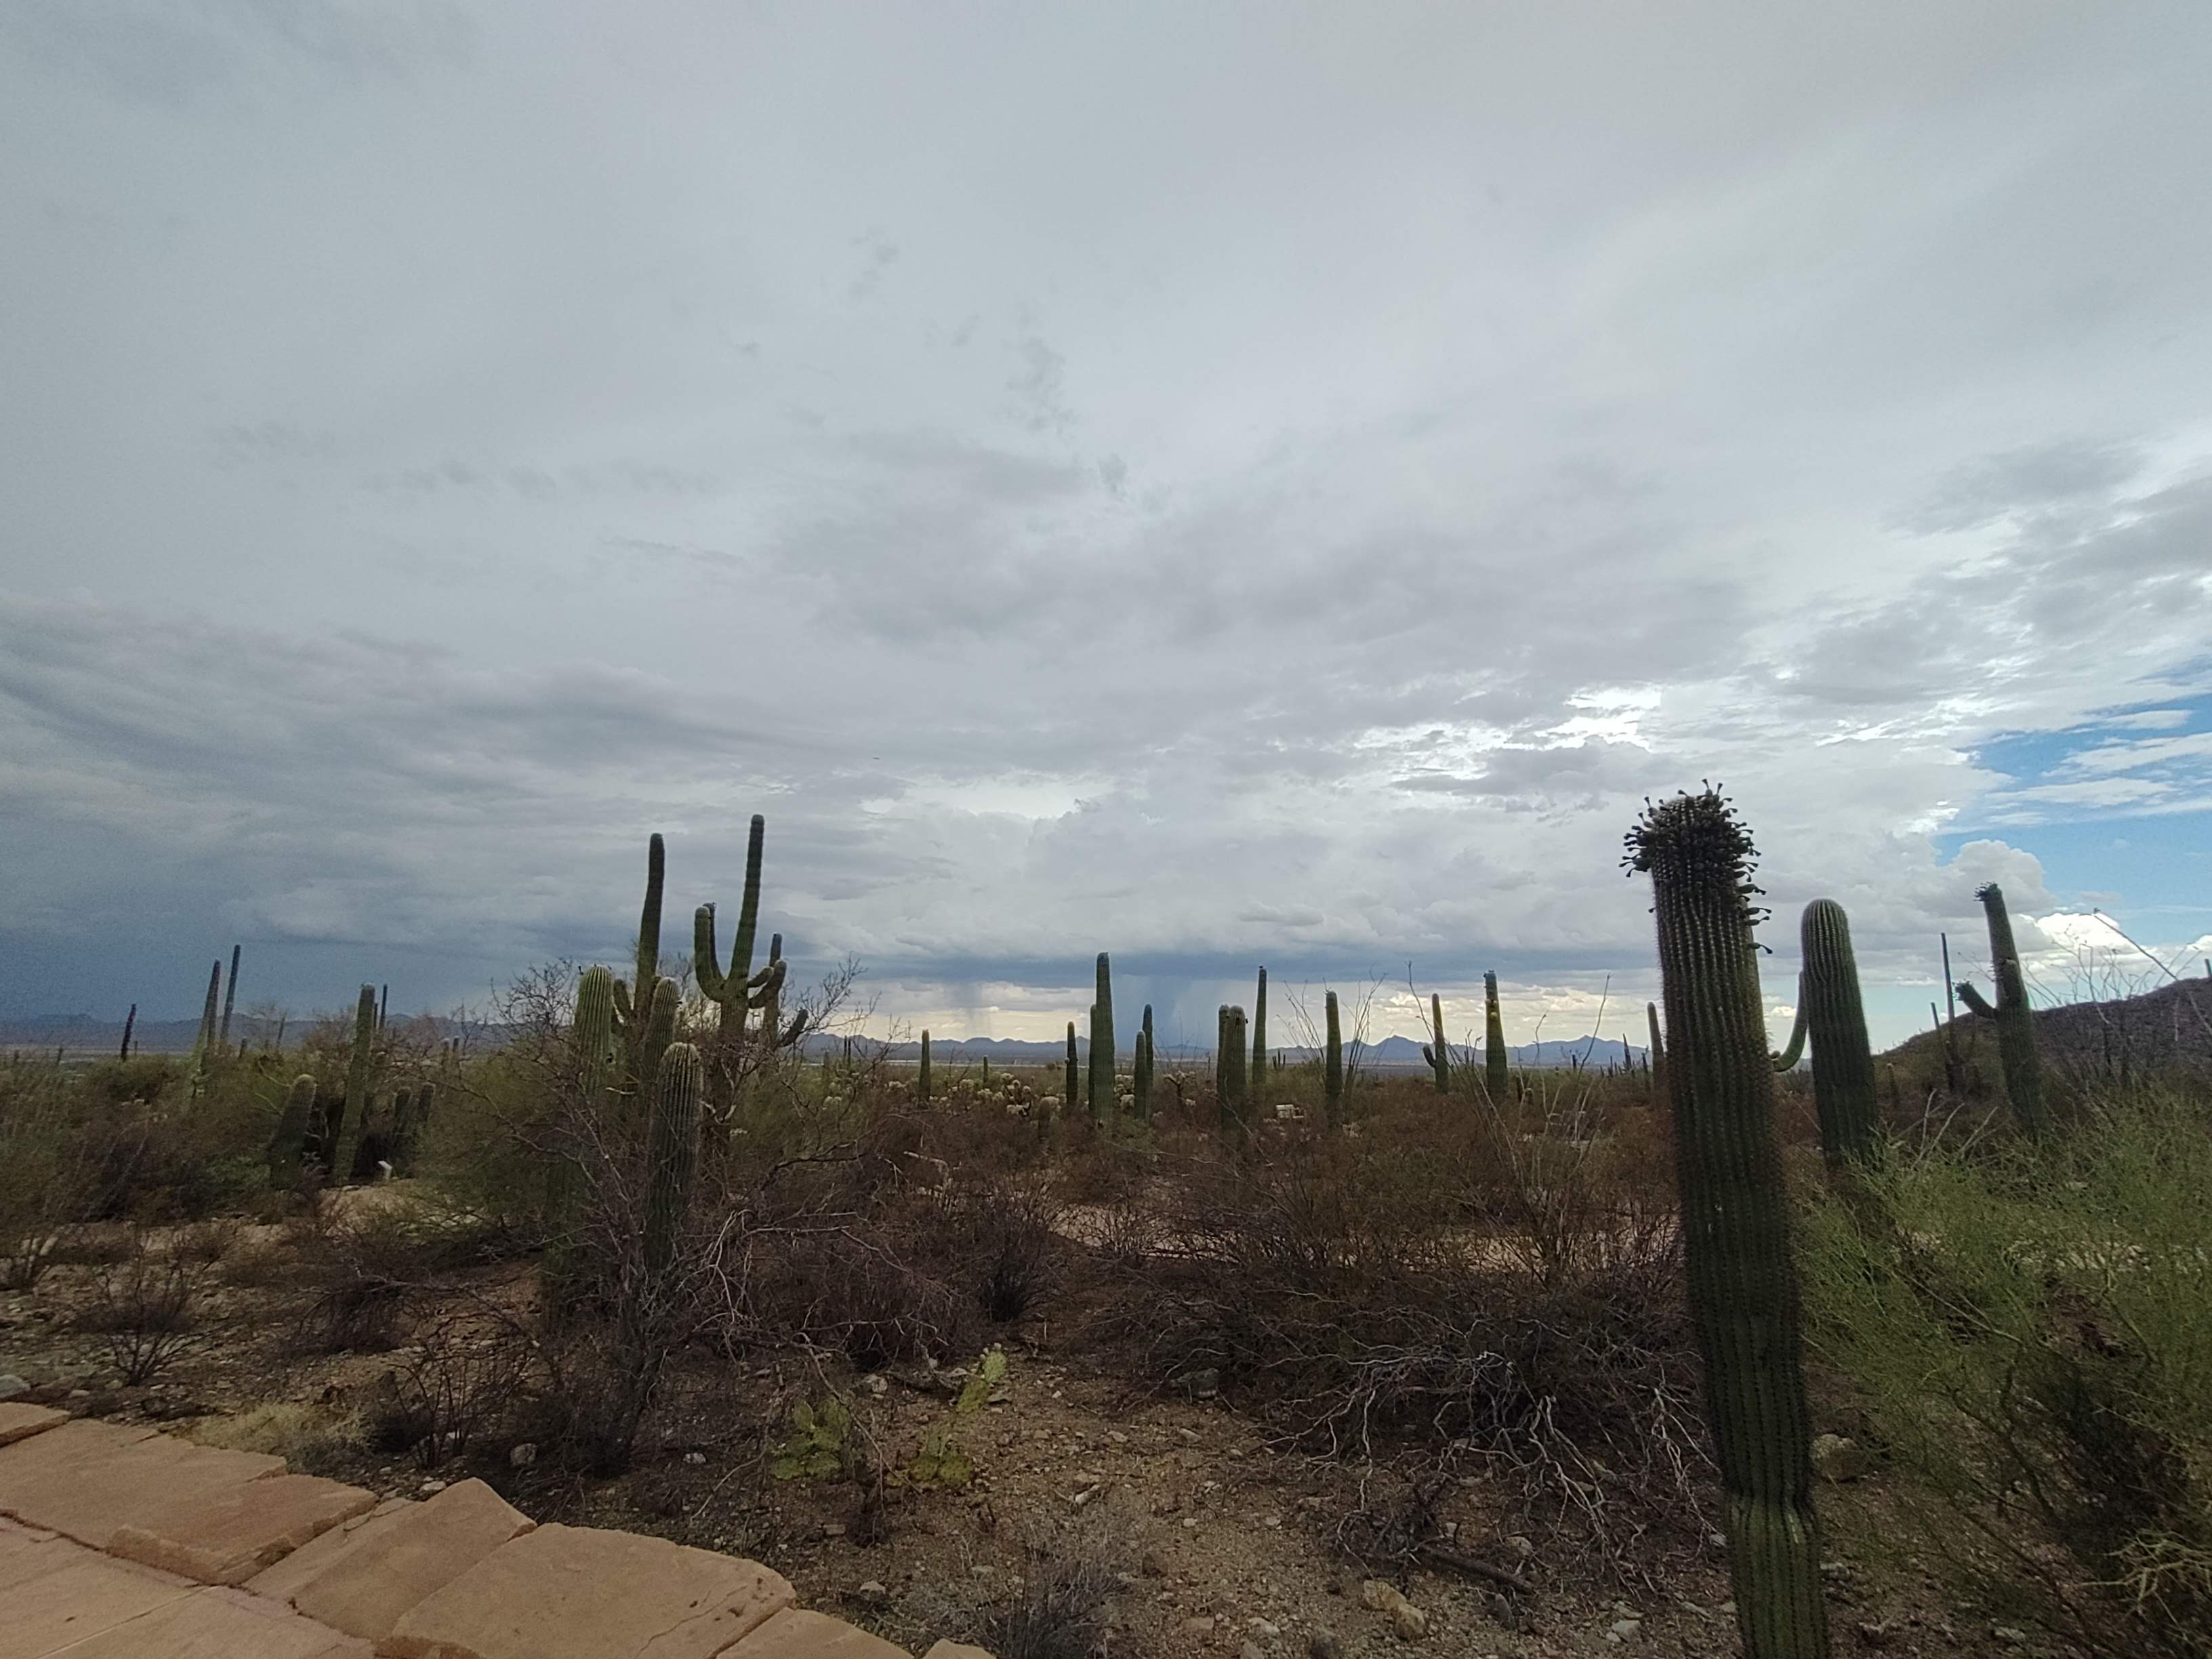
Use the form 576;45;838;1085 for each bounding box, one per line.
4;794;2208;1659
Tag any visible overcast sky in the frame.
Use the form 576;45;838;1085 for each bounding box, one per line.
5;1;2210;1052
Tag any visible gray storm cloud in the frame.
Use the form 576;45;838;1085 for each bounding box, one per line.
3;2;2209;1044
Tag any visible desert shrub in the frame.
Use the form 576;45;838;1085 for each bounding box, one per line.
1801;1086;2212;1658
79;1221;237;1385
975;1515;1129;1659
1101;1118;1704;1570
365;1308;535;1467
919;1179;1063;1324
298;1204;446;1351
0;1064;115;1287
190;1401;363;1467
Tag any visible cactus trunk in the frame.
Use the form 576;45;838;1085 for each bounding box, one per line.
1324;991;1344;1128
194;960;222;1059
1220;1006;1249;1136
1132;1004;1155;1120
1956;884;2048;1136
219;944;241;1046
1483;972;1508;1097
1088;953;1115;1122
1627;790;1830;1659
119;1004;136;1061
1421;991;1450;1093
331;983;378;1185
918;1031;933;1105
1251;968;1268;1094
1065;1021;1079;1116
1797;901;1879;1167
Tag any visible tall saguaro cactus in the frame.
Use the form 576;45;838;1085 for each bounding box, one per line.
194;960;223;1059
1131;1004;1155;1120
119;1003;137;1061
1483;972;1508;1097
1088;954;1115;1122
1798;901;1879;1167
333;983;379;1184
1626;789;1830;1659
1420;992;1450;1093
1324;991;1345;1128
1251;968;1269;1093
640;1043;703;1289
613;832;668;1086
1065;1021;1079;1116
918;1031;933;1105
1956;883;2048;1136
1220;1006;1249;1135
1215;1006;1229;1099
1647;1001;1666;1094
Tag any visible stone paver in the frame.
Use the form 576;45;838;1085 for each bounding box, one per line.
382;1522;796;1659
0;1533;194;1659
39;1585;373;1658
245;1498;413;1605
0;1403;69;1447
108;1470;375;1585
274;1479;533;1643
0;1419;281;1549
723;1608;911;1659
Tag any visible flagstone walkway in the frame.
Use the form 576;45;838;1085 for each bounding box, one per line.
0;1403;991;1659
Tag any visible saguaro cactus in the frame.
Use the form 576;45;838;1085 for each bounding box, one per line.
641;1042;703;1286
1773;979;1807;1071
1798;901;1879;1167
219;944;241;1046
1324;990;1345;1128
1215;1005;1229;1099
119;1003;136;1061
1221;1006;1250;1134
1420;992;1450;1093
267;1074;316;1187
918;1031;933;1105
1626;788;1829;1659
695;817;766;1059
1647;1001;1666;1094
1956;883;2048;1136
1251;968;1269;1093
1088;954;1115;1122
1483;972;1508;1098
333;983;379;1183
609;832;668;1087
1065;1021;1079;1115
194;960;222;1059
1131;1004;1155;1120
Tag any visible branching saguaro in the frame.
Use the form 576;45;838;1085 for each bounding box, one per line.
1956;882;2049;1136
1626;788;1830;1659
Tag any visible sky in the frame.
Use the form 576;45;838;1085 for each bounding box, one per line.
3;1;2210;1054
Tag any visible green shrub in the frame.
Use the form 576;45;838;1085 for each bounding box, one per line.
1800;1087;2212;1657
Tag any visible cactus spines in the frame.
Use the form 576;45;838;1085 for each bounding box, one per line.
333;983;379;1185
219;944;241;1046
268;1073;316;1187
1064;1021;1079;1115
1483;972;1508;1097
1088;953;1115;1122
1626;790;1828;1658
641;1042;703;1284
918;1031;933;1105
1220;1006;1249;1135
1251;968;1268;1092
1772;977;1807;1071
1324;990;1344;1128
1647;1001;1666;1093
119;1003;136;1061
1957;883;2047;1136
1797;901;1878;1167
1420;991;1450;1093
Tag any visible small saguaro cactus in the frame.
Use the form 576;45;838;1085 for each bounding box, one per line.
640;1042;704;1286
1221;1006;1250;1134
918;1031;933;1105
333;983;379;1184
1324;990;1344;1128
1626;788;1830;1659
1088;954;1116;1123
119;1003;136;1061
267;1074;316;1188
1957;882;2048;1136
1131;1003;1155;1120
1647;1001;1666;1093
1420;992;1450;1093
750;933;810;1057
1797;901;1879;1167
1483;972;1508;1098
1251;968;1269;1093
1065;1021;1079;1114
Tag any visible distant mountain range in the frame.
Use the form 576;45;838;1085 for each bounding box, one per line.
5;1015;1646;1070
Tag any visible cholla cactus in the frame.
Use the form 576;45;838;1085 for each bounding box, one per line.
1626;789;1829;1659
1956;882;2048;1136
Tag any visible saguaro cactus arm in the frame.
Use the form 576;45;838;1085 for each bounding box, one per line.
1421;991;1451;1093
1772;978;1808;1071
1955;982;1997;1019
